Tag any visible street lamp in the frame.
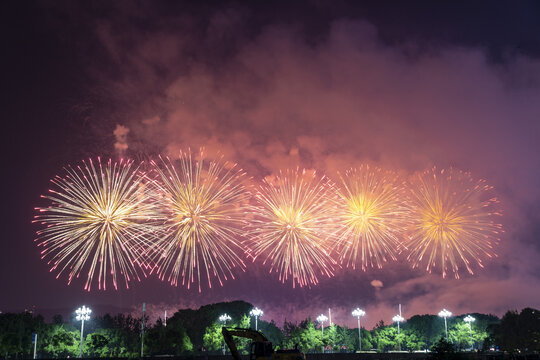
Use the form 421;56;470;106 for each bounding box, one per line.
219;313;232;325
317;314;328;353
438;309;452;341
219;314;232;355
317;314;328;336
250;308;264;331
392;315;404;351
463;315;475;350
75;306;91;358
352;308;366;351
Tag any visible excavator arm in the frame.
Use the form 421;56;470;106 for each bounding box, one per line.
222;327;269;360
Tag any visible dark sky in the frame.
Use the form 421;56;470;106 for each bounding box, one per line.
2;0;540;328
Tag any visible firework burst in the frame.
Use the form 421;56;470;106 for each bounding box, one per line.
333;165;410;270
149;151;250;291
247;169;339;288
406;167;503;278
34;158;157;291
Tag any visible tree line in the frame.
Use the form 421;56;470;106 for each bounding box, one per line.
0;301;538;358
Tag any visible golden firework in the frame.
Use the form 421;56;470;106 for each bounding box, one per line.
333;165;410;270
149;151;250;291
247;169;339;288
34;158;157;290
406;167;502;278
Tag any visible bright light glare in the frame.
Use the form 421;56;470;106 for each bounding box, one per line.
438;309;452;318
317;314;328;323
250;307;263;317
219;314;232;322
76;305;91;321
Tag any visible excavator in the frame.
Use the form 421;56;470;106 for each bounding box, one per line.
222;327;305;360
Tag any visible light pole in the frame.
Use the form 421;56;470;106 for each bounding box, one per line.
219;314;232;355
141;302;146;358
76;306;91;358
352;308;365;351
438;309;452;341
250;308;264;331
317;314;328;336
317;314;328;353
392;315;404;351
464;315;475;350
32;333;37;359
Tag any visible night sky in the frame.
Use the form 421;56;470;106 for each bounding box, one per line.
2;1;540;329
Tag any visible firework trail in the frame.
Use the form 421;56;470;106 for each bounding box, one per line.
34;158;158;291
406;167;503;278
149;151;250;292
247;169;339;288
333;165;410;270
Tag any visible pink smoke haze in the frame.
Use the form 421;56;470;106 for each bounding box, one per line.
4;3;540;326
79;15;540;327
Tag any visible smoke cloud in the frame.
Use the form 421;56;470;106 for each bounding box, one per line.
81;5;540;327
113;124;129;155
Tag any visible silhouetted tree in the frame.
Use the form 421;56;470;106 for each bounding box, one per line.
493;308;540;352
431;337;458;360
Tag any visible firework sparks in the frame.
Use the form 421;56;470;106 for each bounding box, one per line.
406;167;503;278
34;158;157;291
247;169;339;288
333;165;410;270
149;151;250;291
